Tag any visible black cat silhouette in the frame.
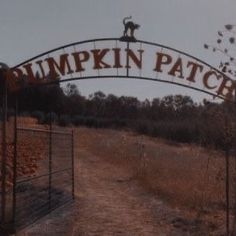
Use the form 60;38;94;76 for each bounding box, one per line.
123;16;140;38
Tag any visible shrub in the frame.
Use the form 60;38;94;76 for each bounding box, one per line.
31;111;45;123
44;112;58;124
58;114;71;126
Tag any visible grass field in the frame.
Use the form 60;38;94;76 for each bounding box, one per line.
77;127;236;233
78;127;229;210
2;118;236;235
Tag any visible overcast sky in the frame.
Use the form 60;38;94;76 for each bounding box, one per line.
1;0;236;102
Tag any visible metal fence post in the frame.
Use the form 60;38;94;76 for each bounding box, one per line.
12;96;18;226
224;111;230;236
48;112;52;209
225;146;230;236
71;130;75;199
1;75;7;223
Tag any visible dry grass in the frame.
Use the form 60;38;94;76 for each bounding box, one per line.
77;127;236;215
2;118;234;234
2;119;233;213
1;119;233;234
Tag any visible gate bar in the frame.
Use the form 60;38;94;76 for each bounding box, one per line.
224;111;230;236
1;76;7;223
12;96;18;225
225;147;230;236
126;42;130;77
71;130;75;199
48;112;52;209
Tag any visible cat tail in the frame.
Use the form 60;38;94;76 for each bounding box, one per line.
123;16;132;25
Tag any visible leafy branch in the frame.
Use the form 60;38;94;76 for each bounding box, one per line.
204;24;236;77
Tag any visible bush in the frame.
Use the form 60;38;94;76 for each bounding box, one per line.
31;111;45;123
58;114;71;126
71;115;85;126
44;112;58;124
71;115;127;129
20;111;31;117
133;119;200;144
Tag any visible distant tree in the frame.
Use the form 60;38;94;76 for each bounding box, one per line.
104;94;120;118
17;82;66;113
64;83;80;97
87;91;106;117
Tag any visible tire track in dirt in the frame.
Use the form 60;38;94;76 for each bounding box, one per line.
71;149;165;236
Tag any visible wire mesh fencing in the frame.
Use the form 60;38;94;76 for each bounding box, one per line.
14;126;74;228
0;114;74;233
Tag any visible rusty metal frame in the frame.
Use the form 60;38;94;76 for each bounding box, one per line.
12;38;235;103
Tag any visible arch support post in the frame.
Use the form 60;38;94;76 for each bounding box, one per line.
0;67;9;232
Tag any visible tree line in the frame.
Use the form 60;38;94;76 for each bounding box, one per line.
5;82;236;150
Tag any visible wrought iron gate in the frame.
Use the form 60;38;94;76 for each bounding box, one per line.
0;117;75;233
14;126;74;228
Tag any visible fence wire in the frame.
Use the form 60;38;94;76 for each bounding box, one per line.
14;126;74;228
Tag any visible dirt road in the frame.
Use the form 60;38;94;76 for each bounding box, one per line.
17;144;223;236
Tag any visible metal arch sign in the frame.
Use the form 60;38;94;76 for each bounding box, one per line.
3;19;236;102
